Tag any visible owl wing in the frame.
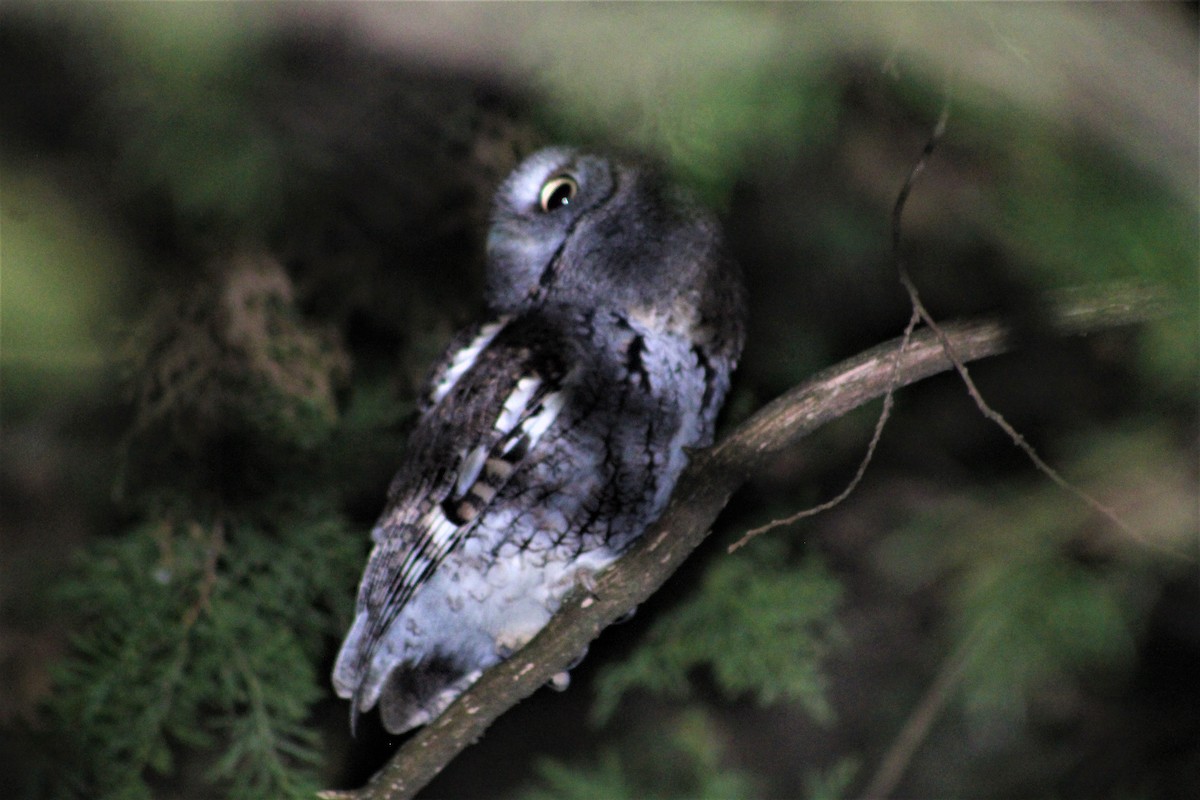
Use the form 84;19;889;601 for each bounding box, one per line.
333;317;570;710
416;315;512;415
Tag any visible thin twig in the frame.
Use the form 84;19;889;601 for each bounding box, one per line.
727;306;918;552
899;269;1148;548
729;100;945;554
730;102;949;551
182;518;225;629
857;93;1180;800
857;622;991;800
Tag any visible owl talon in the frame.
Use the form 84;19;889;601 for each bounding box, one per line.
546;644;589;692
613;606;637;624
576;568;599;597
565;644;590;672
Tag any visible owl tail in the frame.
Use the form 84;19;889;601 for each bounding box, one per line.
349;690;364;738
333;609;481;734
332;610;380;738
377;655;482;734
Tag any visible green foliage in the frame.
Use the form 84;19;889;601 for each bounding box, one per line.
956;549;1137;720
39;507;361;798
524;7;840;205
969;106;1199;394
0;164;128;409
46;530;198;798
5;5;1192;799
318;377;416;503
593;538;842;725
803;757;861;800
121;258;334;442
100;6;285;237
878;423;1194;728
518;709;756;800
515;537;845;800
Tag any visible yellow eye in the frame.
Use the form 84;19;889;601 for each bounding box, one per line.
538;175;578;212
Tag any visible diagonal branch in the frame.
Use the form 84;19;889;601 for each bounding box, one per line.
320;281;1173;800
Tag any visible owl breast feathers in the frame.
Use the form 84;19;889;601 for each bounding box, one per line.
332;147;746;734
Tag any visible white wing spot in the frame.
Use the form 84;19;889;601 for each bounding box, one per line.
455;445;489;498
496;376;541;433
520;391;566;445
431;318;509;404
424;507;460;551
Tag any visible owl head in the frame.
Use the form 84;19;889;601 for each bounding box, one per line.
485;148;735;329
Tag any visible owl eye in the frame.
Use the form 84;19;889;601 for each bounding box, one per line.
538;175;578;212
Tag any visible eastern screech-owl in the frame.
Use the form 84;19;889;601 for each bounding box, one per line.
332;147;746;734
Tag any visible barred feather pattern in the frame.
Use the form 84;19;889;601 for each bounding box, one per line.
332;147;744;734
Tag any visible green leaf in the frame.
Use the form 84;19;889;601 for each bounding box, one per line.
38;506;360;798
518;709;757;800
593;538;842;725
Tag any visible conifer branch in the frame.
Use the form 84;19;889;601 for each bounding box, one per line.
320;280;1172;800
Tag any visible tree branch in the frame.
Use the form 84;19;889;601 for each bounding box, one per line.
320;281;1171;800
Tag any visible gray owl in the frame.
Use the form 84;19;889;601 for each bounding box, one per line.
332;147;746;734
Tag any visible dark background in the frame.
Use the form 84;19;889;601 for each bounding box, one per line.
1;4;1197;798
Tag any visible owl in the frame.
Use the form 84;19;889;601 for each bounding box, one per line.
332;147;746;734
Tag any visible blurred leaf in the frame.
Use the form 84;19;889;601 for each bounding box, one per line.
518;708;756;800
521;5;840;204
100;5;284;235
878;423;1196;729
989;125;1198;392
804;757;861;800
593;538;842;725
0;164;126;406
39;506;360;798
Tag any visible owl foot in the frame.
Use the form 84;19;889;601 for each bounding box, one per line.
546;641;591;692
575;567;599;596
